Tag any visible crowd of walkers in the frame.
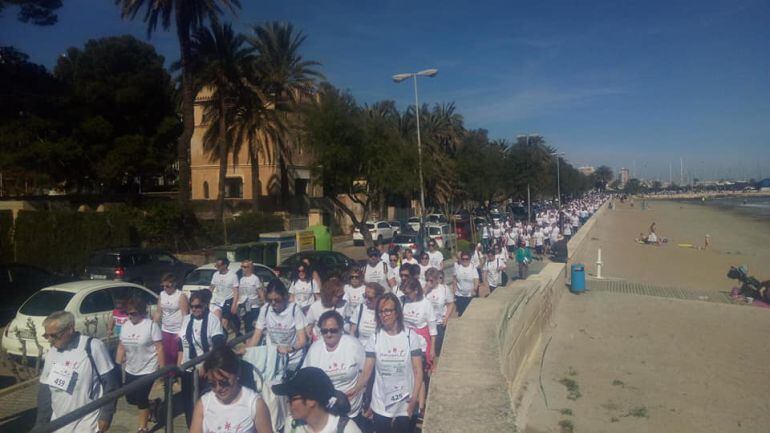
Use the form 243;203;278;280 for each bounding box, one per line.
34;194;606;433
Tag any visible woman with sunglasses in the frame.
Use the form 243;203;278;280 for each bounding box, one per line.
422;268;454;357
349;282;386;345
155;273;189;367
386;253;400;291
238;260;263;334
306;278;349;341
305;311;367;428
364;246;389;290
453;251;479;317
416;253;431;288
361;293;423;433
399;277;436;418
178;290;226;427
117;296;164;433
401;248;417;265
190;346;273;433
247;279;307;372
289;264;319;315
343;269;366;320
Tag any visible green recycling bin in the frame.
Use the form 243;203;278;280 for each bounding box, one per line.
260;241;279;268
309;224;332;251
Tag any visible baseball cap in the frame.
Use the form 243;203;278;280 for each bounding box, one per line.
366;246;379;257
272;367;335;403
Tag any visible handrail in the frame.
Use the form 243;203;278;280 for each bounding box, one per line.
29;331;255;433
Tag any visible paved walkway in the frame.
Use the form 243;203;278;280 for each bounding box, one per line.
585;277;735;304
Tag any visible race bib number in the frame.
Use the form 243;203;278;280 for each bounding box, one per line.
384;385;409;407
49;363;77;394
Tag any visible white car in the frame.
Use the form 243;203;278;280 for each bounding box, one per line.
1;281;158;359
353;221;395;246
407;217;421;232
426;223;457;250
181;261;282;298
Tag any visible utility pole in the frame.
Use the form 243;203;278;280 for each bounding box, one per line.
680;158;684;185
669;161;672;185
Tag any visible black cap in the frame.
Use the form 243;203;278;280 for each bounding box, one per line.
366;246;379;257
272;367;334;403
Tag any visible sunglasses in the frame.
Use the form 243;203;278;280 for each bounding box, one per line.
190;304;204;309
297;269;306;273
320;328;341;335
209;378;233;389
43;329;66;340
350;275;361;279
127;311;141;317
267;297;285;304
400;273;410;278
379;308;396;315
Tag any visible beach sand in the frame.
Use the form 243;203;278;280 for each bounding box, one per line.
518;200;770;433
571;199;770;291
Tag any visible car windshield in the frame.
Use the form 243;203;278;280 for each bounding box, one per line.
428;227;442;235
19;290;74;316
366;223;375;229
394;235;416;243
88;254;120;267
408;217;419;222
184;269;215;286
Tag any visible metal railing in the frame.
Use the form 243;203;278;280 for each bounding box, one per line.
29;331;255;433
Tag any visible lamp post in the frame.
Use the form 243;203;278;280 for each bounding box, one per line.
551;152;565;209
393;68;438;250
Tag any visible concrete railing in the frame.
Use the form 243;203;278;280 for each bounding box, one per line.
423;204;606;433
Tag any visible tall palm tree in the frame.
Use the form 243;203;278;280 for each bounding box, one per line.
245;22;322;208
186;21;251;222
115;0;241;204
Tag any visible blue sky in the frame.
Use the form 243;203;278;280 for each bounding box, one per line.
2;0;769;180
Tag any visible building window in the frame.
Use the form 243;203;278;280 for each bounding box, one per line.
225;178;243;198
203;181;210;199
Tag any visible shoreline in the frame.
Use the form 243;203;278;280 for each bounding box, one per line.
641;190;770;200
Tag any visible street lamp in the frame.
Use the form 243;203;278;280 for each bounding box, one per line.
393;68;438;250
551;152;565;208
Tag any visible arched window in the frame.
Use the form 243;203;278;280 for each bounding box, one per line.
203;181;210;199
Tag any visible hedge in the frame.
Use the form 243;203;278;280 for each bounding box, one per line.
0;210;13;262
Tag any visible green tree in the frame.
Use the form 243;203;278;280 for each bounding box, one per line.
186;22;251;221
245;21;322;207
115;0;241;204
624;178;642;194
0;0;62;25
594;165;613;189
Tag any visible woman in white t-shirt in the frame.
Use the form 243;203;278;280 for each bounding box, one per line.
305;311;367;426
387;252;400;290
246;280;307;372
117;296;164;433
348;282;386;345
343;269;367;320
401;248;418;265
482;249;506;294
361;293;423;432
289;264;319;314
399;277;437;418
238;260;263;334
191;346;272;433
453;252;479;317
423;268;454;356
155;273;188;367
272;367;362;433
416;252;432;287
305;278;348;342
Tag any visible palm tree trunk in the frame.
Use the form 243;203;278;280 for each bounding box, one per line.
175;8;193;204
249;140;259;211
216;95;228;222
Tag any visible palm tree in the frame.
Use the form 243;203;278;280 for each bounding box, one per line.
186;21;251;222
245;22;322;208
115;0;241;204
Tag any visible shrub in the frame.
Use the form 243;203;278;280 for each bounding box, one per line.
457;239;472;254
0;210;13;262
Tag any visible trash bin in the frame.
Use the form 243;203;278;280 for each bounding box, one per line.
261;241;279;268
570;263;586;293
248;242;266;264
309;224;332;251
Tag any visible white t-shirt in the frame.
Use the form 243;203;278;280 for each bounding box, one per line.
484;257;505;288
239;274;262;307
305;300;348;341
305;335;366;416
292;414;363;433
387;265;400;289
425;284;454;324
178;313;224;364
255;303;307;365
506;232;517;247
40;334;114;433
343;284;366;318
349;304;378;345
470;248;483;269
159;289;186;333
533;231;544;246
402;257;418;265
427;250;444;269
290;279;319;310
364;262;389;289
210;271;239;306
402;298;438;336
120;318;162;375
418;263;432;287
550;227;560;243
365;329;422;418
201;386;262;433
563;224;572;236
454;263;478;297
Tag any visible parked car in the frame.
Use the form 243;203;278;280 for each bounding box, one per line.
426;223;457;250
274;251;361;281
84;248;196;291
2;281;158;359
181;261;282;298
407;217;421;232
353;221;395;246
390;234;419;255
0;263;76;326
426;213;449;224
387;220;403;237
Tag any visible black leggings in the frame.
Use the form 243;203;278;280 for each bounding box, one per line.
373;413;415;433
455;296;473;317
125;372;153;409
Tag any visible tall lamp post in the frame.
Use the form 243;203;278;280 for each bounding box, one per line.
551;152;565;209
393;68;438;250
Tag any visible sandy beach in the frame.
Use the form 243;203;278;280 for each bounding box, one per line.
571;199;770;292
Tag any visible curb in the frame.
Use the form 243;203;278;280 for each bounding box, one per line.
0;375;38;398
